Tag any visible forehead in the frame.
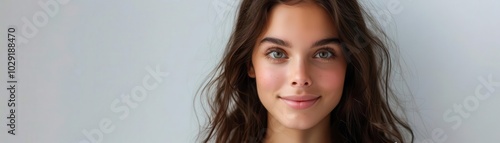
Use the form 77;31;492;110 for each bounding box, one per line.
258;2;338;43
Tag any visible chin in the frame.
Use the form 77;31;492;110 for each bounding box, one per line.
278;115;325;130
284;123;316;130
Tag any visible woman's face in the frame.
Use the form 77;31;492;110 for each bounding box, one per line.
248;2;347;130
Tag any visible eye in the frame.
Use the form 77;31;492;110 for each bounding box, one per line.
314;48;335;59
267;49;287;59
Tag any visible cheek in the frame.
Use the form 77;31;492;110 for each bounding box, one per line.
254;66;286;96
315;68;346;97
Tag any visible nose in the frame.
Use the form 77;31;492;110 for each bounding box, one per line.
290;58;312;87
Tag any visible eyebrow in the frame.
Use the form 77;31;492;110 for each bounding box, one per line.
259;37;342;48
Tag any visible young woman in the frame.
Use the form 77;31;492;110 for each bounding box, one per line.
198;0;414;142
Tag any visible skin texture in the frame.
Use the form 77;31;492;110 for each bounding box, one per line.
248;1;347;143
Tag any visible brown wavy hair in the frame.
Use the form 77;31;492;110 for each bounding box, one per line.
197;0;414;142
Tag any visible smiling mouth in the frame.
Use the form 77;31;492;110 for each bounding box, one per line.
279;95;320;110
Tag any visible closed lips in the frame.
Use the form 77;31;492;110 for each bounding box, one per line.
279;95;320;101
279;95;320;110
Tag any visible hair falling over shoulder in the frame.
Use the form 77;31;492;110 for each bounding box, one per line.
196;0;415;142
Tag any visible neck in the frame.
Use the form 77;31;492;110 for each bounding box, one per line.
263;114;335;143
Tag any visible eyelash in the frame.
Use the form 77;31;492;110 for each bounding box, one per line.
314;48;337;60
265;48;287;62
264;47;337;62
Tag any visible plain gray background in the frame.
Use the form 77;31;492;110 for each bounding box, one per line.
0;0;499;142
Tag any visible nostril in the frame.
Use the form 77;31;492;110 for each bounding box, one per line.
292;81;309;86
